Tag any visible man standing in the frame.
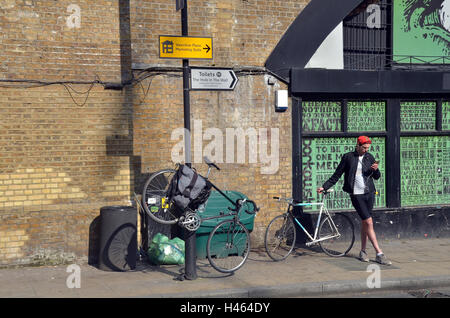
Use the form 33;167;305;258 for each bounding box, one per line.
317;136;391;265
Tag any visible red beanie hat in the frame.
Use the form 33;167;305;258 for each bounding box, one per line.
357;136;371;145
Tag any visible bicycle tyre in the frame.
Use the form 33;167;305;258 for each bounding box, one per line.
318;213;355;257
206;219;250;273
264;214;296;261
142;169;179;225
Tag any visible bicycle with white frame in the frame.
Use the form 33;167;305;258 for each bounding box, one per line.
264;189;355;261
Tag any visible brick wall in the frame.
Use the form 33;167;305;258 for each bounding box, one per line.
1;0;122;82
0;84;135;265
0;0;309;266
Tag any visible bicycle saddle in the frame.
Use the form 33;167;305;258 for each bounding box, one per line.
203;156;220;170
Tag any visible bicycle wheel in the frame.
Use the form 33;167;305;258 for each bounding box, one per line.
264;214;296;261
318;213;355;257
207;219;250;273
142;169;180;225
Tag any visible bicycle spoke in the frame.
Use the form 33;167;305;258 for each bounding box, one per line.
142;169;180;225
319;213;355;257
146;171;174;194
207;220;250;273
265;214;295;261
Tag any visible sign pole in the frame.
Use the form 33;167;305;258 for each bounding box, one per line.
180;0;197;281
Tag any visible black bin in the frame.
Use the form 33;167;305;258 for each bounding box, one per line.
98;206;137;271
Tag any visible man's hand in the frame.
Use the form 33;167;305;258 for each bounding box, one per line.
371;161;379;171
317;187;324;194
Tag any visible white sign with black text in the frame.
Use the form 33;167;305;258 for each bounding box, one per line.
190;68;238;90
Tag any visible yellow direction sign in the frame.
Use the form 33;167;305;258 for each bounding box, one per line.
159;35;213;59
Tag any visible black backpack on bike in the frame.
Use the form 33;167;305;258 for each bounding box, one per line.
167;164;212;210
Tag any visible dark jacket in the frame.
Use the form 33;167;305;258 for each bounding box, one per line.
322;151;381;194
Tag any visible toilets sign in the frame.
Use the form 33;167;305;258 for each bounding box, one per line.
190;67;238;90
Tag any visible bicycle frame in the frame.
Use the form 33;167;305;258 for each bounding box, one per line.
140;157;258;232
288;196;341;246
199;164;256;220
266;190;355;261
180;162;257;228
195;182;253;226
209;182;238;210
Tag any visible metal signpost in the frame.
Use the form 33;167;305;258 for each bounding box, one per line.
175;0;185;11
179;1;196;281
158;1;238;281
159;0;213;281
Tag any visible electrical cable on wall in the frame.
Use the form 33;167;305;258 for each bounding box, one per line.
0;66;269;106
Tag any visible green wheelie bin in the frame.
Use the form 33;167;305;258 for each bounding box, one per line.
195;190;256;259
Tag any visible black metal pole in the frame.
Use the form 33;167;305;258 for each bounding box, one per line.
292;97;302;203
291;96;313;244
385;98;401;208
181;0;197;281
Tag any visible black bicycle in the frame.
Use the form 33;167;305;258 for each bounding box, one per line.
140;157;259;273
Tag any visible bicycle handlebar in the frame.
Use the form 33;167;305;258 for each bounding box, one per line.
245;199;259;214
273;189;334;204
234;198;259;214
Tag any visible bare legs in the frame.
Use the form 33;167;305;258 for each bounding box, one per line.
361;217;382;254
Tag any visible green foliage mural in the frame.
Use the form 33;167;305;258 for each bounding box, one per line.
394;0;450;63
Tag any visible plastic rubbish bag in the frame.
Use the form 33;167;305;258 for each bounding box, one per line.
147;233;185;265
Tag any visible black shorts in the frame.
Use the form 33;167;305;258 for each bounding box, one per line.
350;193;375;220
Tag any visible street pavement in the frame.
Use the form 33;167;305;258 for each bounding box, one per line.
0;237;449;298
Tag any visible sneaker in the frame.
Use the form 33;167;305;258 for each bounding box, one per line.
375;253;392;265
359;250;369;262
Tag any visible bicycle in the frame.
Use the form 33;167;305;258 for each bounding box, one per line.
140;157;259;273
264;189;355;261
